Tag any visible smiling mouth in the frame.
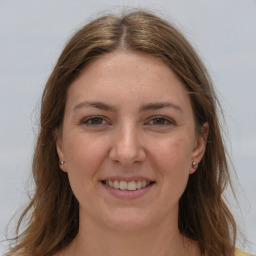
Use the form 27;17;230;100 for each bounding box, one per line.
101;180;155;191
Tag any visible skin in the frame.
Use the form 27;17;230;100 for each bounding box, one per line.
56;51;208;256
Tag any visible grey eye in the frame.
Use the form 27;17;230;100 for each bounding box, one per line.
82;117;108;126
87;117;104;125
148;117;172;125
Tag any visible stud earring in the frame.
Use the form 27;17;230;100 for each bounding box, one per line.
192;161;198;169
59;160;65;165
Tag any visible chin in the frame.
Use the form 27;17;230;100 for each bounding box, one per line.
102;208;153;232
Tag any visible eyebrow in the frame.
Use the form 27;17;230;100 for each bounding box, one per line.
73;101;117;112
73;101;183;113
139;102;183;113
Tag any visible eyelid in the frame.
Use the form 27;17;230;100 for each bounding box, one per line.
80;115;111;127
145;116;176;126
78;115;176;128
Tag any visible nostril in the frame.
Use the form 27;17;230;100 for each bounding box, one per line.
108;137;146;167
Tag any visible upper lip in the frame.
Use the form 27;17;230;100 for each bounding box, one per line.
100;176;155;182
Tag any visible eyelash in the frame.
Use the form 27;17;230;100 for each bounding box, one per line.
80;116;175;128
81;116;110;127
146;116;174;126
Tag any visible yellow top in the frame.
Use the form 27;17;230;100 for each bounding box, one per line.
236;248;254;256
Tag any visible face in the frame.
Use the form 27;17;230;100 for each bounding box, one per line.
57;51;208;232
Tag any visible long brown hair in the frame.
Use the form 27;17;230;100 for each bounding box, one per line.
6;10;236;256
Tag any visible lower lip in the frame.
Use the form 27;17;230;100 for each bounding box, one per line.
101;183;155;199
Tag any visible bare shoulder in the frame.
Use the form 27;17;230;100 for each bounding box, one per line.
51;252;63;256
235;248;255;256
4;252;27;256
6;251;64;256
2;248;25;256
4;251;63;256
183;236;202;256
4;254;21;256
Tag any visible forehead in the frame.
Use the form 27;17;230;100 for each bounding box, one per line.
65;51;192;112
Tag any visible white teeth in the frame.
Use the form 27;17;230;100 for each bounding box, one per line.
104;180;153;190
136;181;142;189
113;180;119;189
120;181;128;190
128;181;136;191
141;181;147;188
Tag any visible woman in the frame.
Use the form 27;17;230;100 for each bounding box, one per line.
5;10;253;256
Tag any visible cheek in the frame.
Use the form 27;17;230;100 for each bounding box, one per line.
154;135;193;171
151;135;194;197
63;133;110;187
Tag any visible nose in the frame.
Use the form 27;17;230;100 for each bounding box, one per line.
109;123;146;168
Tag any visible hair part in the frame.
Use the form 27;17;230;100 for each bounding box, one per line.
6;9;236;256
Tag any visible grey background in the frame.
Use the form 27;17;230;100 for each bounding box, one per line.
0;0;255;254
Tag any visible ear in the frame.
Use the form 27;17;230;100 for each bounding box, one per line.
55;128;67;172
190;122;209;174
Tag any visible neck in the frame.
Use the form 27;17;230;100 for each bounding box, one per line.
66;214;198;256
